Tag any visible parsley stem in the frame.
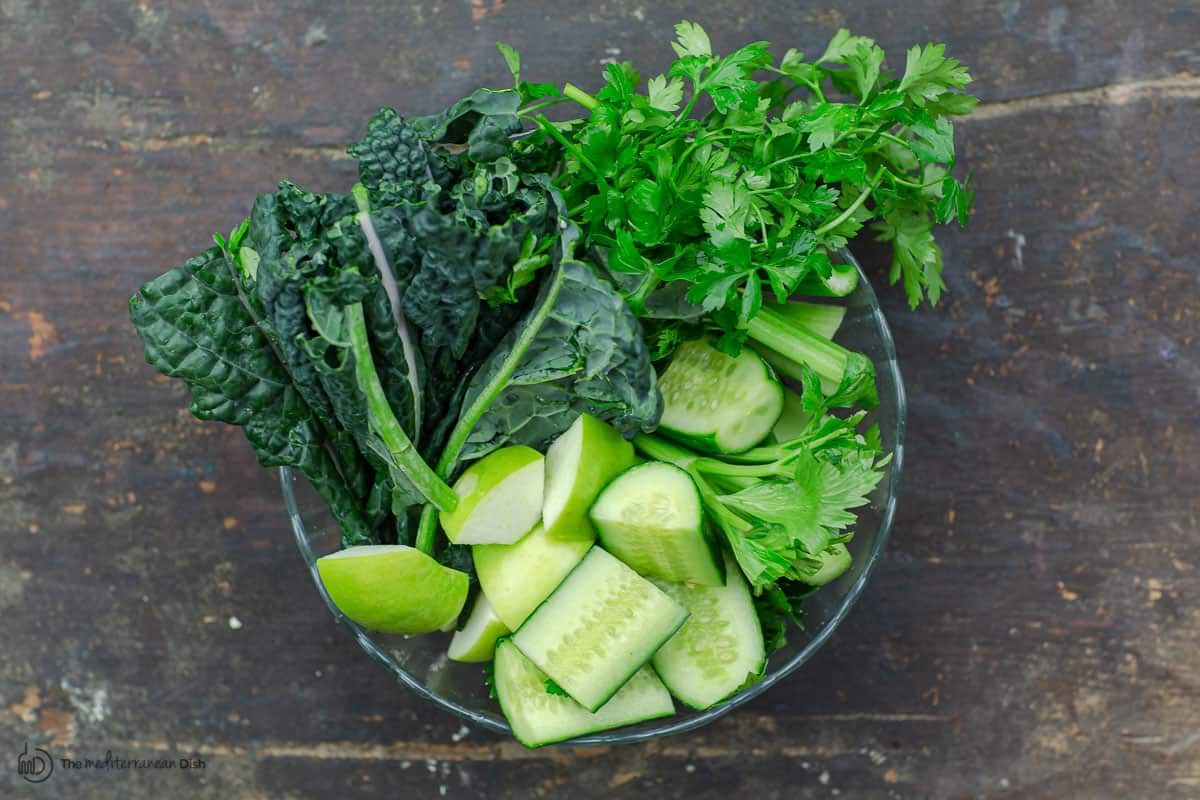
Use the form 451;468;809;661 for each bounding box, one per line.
563;83;599;111
884;170;942;190
814;167;884;236
518;96;573;116
535;114;603;178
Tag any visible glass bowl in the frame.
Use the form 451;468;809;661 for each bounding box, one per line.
281;248;906;745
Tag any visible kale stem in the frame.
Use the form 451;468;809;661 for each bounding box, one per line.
345;302;458;525
563;83;599;111
414;262;572;553
353;184;424;435
814;166;883;236
415;504;438;553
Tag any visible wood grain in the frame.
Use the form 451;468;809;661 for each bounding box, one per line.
1;1;1197;798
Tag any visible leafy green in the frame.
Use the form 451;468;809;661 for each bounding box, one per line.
129;247;373;547
459;260;663;460
513;21;975;328
754;579;812;653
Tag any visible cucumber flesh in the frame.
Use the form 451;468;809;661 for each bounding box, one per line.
800;542;853;586
447;593;510;663
512;547;689;711
771;387;812;442
474;524;593;630
493;638;675;748
589;462;723;586
650;553;766;709
658;339;784;454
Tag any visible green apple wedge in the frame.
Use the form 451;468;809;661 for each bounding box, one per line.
473;524;592;630
316;545;468;634
440;445;544;545
447;593;510;663
541;414;636;540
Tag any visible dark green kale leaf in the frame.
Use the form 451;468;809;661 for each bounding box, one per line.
460;260;663;460
129;247;373;546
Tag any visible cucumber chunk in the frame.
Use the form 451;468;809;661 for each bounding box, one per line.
447;593;510;663
771;387;812;442
800;542;853;586
650;553;766;709
512;547;689;711
494;638;674;748
589;462;723;586
657;339;784;454
542;414;637;541
474;524;593;630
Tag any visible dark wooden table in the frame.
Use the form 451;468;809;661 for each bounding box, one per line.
2;2;1197;798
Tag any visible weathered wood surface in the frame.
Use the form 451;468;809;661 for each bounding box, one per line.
1;1;1197;798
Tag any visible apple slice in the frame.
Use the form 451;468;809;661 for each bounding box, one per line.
473;524;592;630
439;445;544;545
316;545;468;635
541;414;636;540
447;593;510;663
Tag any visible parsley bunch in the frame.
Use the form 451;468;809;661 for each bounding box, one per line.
506;22;976;348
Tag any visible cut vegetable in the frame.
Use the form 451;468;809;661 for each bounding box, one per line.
512;547;689;711
448;593;510;663
439;445;544;545
657;338;784;454
542;414;637;541
771;388;812;442
316;545;468;634
799;542;853;586
747;306;877;408
474;524;593;630
762;300;846;341
650;553;766;709
589;462;723;586
493;638;674;748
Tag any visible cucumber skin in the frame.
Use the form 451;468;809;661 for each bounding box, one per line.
493;638;675;748
589;462;725;588
649;554;766;711
512;547;690;712
657;342;784;455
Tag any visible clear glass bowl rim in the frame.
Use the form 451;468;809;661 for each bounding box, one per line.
281;249;906;745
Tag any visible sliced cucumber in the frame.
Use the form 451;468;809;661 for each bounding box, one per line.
447;593;510;663
800;542;853;586
512;547;688;711
440;445;544;545
474;524;592;630
542;414;637;541
650;553;766;709
493;638;674;748
763;301;846;341
589;462;724;586
771;387;812;442
657;338;784;454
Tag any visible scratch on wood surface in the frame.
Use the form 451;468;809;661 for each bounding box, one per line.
966;74;1200;122
7;310;59;361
